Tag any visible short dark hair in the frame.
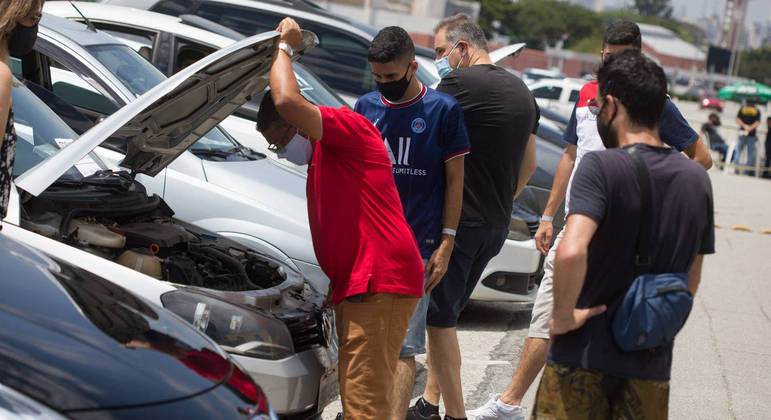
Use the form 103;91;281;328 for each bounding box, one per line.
597;49;666;129
368;26;415;64
434;14;489;52
256;90;287;133
603;20;642;49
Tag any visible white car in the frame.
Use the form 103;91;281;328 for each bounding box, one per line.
529;77;585;119
7;28;337;418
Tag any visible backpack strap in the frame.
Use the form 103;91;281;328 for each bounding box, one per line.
624;145;653;276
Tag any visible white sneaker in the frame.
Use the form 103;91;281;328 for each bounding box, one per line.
466;393;525;420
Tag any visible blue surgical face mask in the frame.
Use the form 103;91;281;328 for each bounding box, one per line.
435;42;460;78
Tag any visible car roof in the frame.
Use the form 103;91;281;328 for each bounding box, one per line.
45;2;236;49
39;12;123;47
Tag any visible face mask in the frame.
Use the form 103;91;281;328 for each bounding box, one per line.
8;22;38;57
435;42;461;78
377;65;412;102
277;132;313;165
596;101;618;149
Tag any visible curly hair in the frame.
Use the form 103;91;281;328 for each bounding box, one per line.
597;49;667;129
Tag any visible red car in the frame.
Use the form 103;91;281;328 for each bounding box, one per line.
700;91;724;112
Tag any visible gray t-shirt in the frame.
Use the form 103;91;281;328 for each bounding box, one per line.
548;144;714;380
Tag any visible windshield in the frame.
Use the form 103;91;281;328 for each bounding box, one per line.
86;43;243;153
10;81;104;180
295;63;345;107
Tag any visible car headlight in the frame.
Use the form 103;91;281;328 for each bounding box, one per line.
0;383;66;419
161;289;294;360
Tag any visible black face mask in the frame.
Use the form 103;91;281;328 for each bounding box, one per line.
596;100;618;149
8;22;38;57
377;65;412;102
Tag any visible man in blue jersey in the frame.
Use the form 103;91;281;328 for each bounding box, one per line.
355;26;470;420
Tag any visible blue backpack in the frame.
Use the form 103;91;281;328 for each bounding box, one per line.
611;146;693;352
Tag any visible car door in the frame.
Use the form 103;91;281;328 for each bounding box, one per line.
531;83;562;114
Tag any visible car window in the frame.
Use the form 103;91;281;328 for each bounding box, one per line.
175;39;217;72
299;23;375;96
150;0;192;15
85;44;167;96
532;85;562;100
78;20;158;63
568;89;580;103
10;81;103;179
194;3;279;35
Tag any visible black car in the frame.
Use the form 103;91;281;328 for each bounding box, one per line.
0;232;275;419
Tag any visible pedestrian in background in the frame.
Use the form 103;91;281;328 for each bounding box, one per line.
256;17;424;420
764;116;771;179
467;20;711;420
701;113;728;165
408;14;537;420
0;0;45;222
735;100;761;175
355;26;470;420
532;48;714;420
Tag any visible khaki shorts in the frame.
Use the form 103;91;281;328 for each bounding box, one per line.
532;362;670;420
334;292;419;420
528;228;565;339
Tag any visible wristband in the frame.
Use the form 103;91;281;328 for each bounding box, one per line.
540;215;553;223
278;42;294;57
442;228;457;236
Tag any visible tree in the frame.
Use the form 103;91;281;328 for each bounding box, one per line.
634;0;672;18
738;46;771;86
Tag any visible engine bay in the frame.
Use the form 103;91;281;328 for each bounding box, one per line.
21;170;286;292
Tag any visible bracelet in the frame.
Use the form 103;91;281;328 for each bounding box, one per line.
278;42;294;57
540;215;553;223
442;228;457;236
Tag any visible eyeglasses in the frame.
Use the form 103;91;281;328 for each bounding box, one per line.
265;125;293;154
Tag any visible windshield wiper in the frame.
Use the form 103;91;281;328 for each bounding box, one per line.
189;147;239;158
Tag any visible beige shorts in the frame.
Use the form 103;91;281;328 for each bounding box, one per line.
528;228;565;339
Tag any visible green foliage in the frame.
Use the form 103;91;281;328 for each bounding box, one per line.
738;46;771;86
476;0;705;53
634;0;672;18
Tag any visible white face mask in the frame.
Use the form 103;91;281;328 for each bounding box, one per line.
277;132;313;165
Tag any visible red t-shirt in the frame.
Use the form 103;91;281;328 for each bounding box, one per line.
307;106;424;304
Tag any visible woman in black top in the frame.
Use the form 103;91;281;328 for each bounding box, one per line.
0;0;44;221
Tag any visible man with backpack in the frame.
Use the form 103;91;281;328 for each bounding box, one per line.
531;48;714;419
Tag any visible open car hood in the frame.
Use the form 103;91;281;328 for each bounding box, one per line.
490;43;526;64
15;30;317;196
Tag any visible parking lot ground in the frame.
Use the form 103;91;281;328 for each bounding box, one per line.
322;103;771;420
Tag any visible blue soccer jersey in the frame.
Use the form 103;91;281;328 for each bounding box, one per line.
355;85;470;258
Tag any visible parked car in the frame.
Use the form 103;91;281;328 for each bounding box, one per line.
0;231;276;419
7;26;337;418
39;10;548;303
700;90;724;112
522;67;566;85
22;12;331;297
529;77;584;118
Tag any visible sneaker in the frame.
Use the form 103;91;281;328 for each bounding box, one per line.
406;398;442;420
466;394;524;420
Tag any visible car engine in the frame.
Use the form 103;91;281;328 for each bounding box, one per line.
20;170;286;291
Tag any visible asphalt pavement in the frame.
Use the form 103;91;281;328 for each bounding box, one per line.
321;101;771;419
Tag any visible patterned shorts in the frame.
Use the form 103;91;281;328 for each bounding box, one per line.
532;363;670;420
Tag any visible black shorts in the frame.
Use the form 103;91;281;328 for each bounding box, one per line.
426;225;508;328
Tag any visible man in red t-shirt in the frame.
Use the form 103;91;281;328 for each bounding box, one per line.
256;17;424;419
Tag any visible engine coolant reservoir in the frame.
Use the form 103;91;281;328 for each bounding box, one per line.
68;219;126;249
117;250;163;279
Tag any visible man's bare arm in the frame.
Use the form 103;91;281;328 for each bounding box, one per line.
683;137;713;170
534;144;576;255
270;18;322;140
688;254;704;296
513;134;537;201
425;156;464;292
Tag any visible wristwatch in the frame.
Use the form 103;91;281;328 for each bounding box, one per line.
278;42;294;57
